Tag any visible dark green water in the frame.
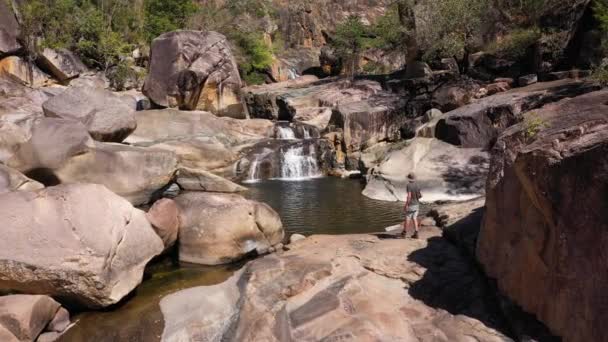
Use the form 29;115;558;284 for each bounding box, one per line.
60;178;407;341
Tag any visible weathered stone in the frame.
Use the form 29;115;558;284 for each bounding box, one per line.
0;295;61;342
0;0;20;56
42;86;137;142
174;192;284;265
160;232;512;341
435;79;600;148
363;138;489;202
46;308;70;333
146;198;180;249
176;167;246;193
37;48;88;82
0;164;44;194
486;81;511;95
289;234;306;244
0;57;52;87
478;90;608;342
518;74;538;86
143;30;244;118
0;184;164;308
52;142;178;206
8;117;92;172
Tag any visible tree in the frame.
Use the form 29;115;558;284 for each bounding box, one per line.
330;15;370;78
144;0;198;42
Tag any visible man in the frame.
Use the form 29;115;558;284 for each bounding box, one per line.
402;173;422;239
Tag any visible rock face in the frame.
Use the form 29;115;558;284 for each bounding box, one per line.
174;192;284;265
175;167;246;193
363;138;490;202
160;232;512;341
0;0;20;56
477;90;608;342
0;57;52;87
37;48;88;82
0;295;63;342
0;184;164;309
42;86;137;142
143;30;244;118
435;79;600;149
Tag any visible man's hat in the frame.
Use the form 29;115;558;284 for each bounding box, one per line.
408;173;416;180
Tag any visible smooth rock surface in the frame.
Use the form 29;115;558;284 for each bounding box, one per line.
477;90;608;342
0;184;164;308
0;0;20;56
363;138;490;202
176;167;246;193
0;57;51;87
174;192;284;265
143;30;243;117
160;232;512;341
0;295;61;342
146;198;181;249
42;86;137;142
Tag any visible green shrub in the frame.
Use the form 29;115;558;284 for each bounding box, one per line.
523;112;548;141
486;28;541;60
144;0;198;42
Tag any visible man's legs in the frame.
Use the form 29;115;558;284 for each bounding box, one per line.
411;216;419;239
402;216;410;237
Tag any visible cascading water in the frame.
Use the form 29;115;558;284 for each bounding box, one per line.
275;146;322;180
277;126;296;140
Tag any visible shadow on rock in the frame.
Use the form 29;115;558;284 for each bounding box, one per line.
406;236;510;335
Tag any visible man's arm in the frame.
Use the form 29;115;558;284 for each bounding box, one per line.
404;191;412;211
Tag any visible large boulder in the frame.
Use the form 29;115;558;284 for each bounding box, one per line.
435;79;600;149
0;0;21;56
0;295;63;342
42;86;137;142
37;48;88;82
477;90;608;342
159;232;512;341
51;142;178;206
175;167;246;193
363;138;490;202
0;57;52;88
146;198;180;249
174;192;284;265
0;184;164;308
143;30;244;118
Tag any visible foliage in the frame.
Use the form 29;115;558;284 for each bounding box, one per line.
330;15;371;77
232;31;274;85
591;59;608;86
523;112;548;141
144;0;198;42
595;0;608;33
486;28;541;60
369;6;404;51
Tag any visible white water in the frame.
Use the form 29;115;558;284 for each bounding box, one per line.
274;146;322;181
277;126;296;140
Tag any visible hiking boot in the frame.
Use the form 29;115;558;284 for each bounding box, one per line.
411;231;419;239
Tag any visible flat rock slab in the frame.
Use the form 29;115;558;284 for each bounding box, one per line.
160;231;512;341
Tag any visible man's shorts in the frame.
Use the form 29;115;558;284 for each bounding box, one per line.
405;205;420;219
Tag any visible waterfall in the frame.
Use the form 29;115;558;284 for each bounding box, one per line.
275;146;322;180
277;126;296;140
287;68;299;80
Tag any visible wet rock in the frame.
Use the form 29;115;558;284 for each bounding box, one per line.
160;232;512;341
0;184;164;308
146;198;181;249
176;167;246;193
478;90;608;342
363;138;489;202
37;48;88;82
42;86;137;142
174;192;284;265
143;30;243;118
0;164;44;194
0;295;62;342
0;57;52;87
435;79;600;149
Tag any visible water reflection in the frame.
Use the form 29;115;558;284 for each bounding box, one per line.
245;177;406;235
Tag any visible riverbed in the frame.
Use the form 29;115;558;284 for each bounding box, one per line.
59;177;410;341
